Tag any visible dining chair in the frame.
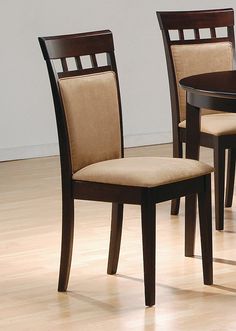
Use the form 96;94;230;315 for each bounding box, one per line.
38;30;213;306
157;8;236;230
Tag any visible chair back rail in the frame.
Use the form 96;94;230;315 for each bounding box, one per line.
158;8;234;30
40;30;114;59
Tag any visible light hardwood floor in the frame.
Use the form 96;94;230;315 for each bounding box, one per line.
1;144;236;331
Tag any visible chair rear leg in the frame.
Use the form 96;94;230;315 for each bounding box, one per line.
198;175;213;285
58;197;74;292
171;140;183;215
214;141;225;230
225;148;236;208
185;194;197;257
107;203;124;275
141;199;156;307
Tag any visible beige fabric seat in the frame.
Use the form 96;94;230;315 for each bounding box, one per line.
73;157;213;187
179;113;236;136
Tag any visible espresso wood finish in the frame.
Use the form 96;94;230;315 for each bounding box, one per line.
157;8;236;230
39;30;212;306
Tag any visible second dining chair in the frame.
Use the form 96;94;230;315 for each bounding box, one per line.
157;8;236;230
39;30;213;307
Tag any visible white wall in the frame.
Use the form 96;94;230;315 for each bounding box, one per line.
0;0;235;160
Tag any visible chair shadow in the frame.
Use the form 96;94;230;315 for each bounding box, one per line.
117;274;236;295
60;271;236;313
211;284;236;293
60;255;236;311
222;230;236;233
194;254;236;266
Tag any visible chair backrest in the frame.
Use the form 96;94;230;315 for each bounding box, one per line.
157;8;235;125
39;30;124;179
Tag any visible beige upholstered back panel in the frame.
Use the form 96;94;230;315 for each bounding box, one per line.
59;71;122;173
171;42;233;121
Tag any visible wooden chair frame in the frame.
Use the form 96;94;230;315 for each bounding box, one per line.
157;8;236;230
39;30;212;306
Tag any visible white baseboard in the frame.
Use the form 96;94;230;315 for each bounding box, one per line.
0;131;172;161
0;143;59;161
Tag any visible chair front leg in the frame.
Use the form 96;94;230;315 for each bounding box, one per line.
198;175;213;285
214;140;225;230
185;194;197;257
107;203;124;275
225;148;236;208
58;196;74;292
141;198;156;307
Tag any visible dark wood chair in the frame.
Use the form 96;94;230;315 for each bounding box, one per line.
38;30;213;307
157;8;236;230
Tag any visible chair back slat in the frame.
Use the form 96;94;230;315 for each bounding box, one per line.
210;28;216;38
194;29;200;40
178;29;184;40
75;56;83;70
90;54;98;67
61;58;68;72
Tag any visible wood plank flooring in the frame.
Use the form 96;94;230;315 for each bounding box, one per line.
1;144;236;330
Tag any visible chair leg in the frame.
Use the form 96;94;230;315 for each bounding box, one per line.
107;203;124;275
141;199;156;307
185;194;197;257
214;141;225;230
225;148;236;208
58;197;74;292
171;140;183;215
198;175;213;285
171;198;181;216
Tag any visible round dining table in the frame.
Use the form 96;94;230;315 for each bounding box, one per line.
179;70;236;234
179;70;236;160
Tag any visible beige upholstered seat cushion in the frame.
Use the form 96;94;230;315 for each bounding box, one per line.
171;42;233;121
179;113;236;136
73;157;213;188
59;71;121;173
